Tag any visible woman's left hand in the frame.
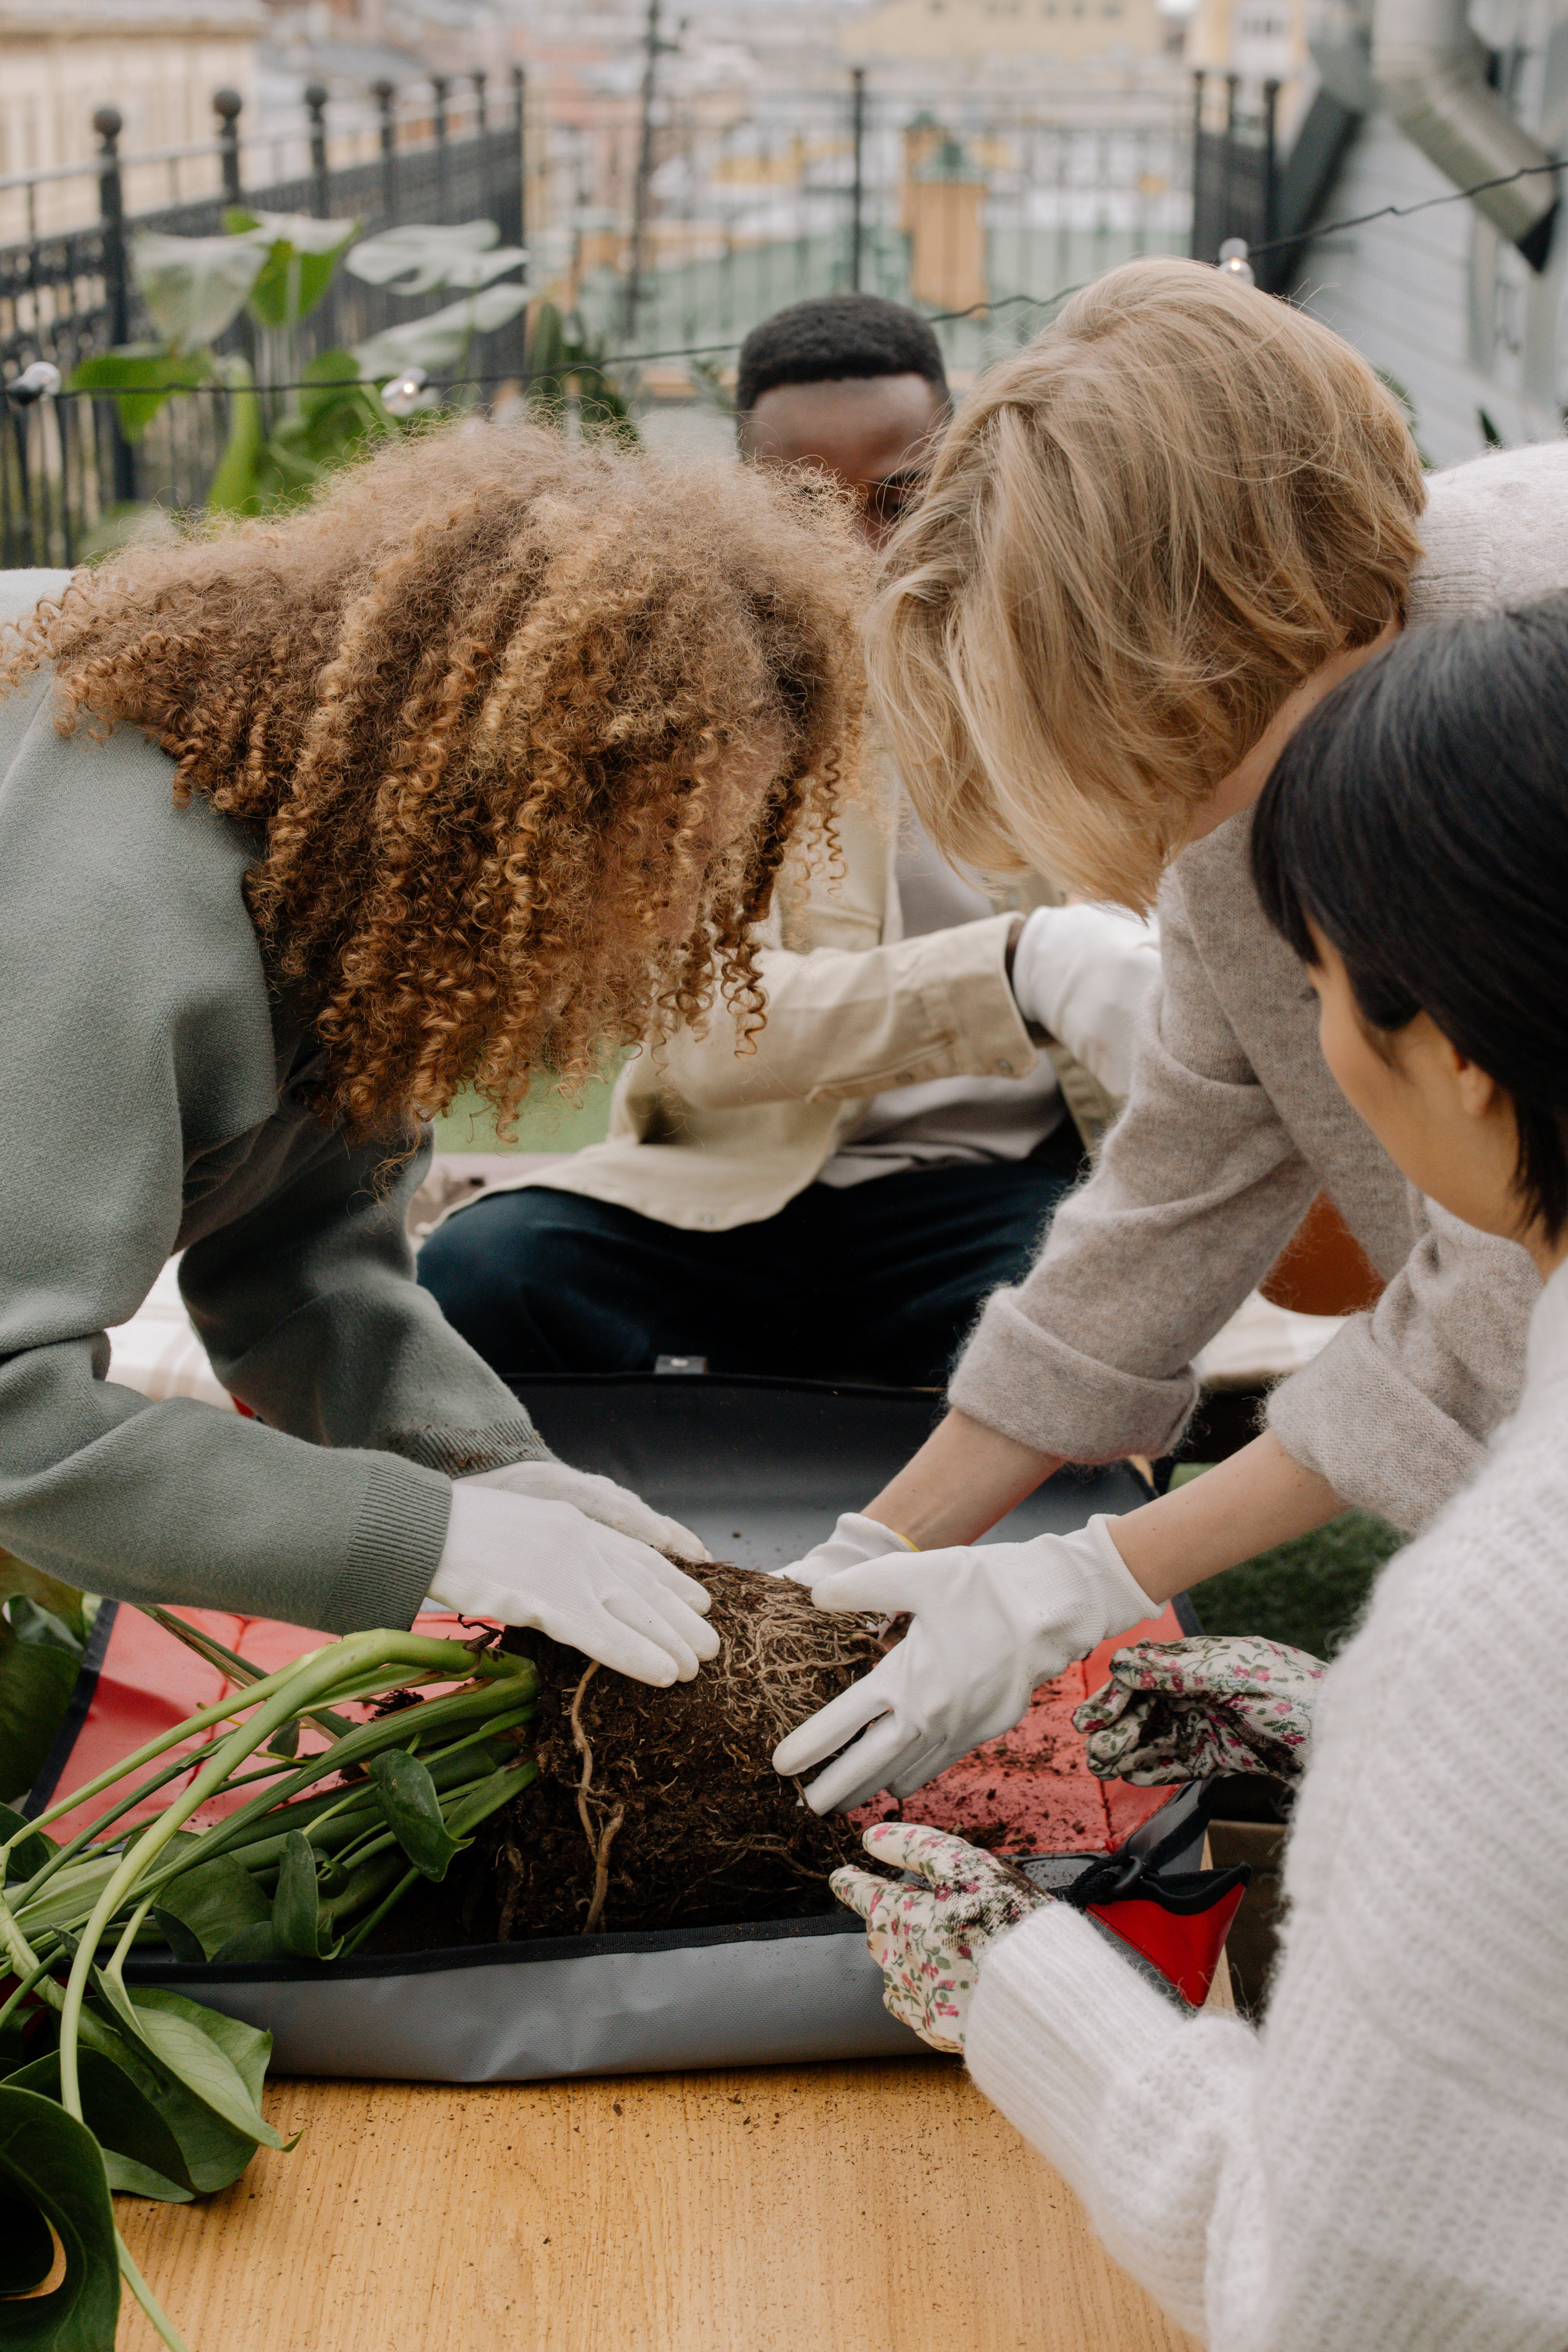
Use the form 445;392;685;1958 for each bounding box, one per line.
831;1821;1051;2053
462;1461;712;1563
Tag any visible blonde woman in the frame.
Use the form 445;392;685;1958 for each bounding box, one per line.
0;425;861;1675
775;259;1568;1809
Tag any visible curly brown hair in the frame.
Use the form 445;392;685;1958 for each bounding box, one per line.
3;423;866;1133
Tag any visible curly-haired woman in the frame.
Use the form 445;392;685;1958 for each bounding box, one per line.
0;423;863;1678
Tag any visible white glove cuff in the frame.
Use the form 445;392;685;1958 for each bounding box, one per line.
1082;1513;1158;1638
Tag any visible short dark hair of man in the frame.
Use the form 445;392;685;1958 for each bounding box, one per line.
735;293;950;416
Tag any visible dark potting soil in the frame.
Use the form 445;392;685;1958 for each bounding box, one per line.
367;1565;887;1950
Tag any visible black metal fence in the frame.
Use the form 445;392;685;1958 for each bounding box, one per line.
2;77;527;568
1190;72;1279;270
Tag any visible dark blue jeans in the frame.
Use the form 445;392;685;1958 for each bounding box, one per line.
418;1160;1073;1389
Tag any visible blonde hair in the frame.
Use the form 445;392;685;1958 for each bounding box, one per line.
3;425;866;1135
866;257;1428;910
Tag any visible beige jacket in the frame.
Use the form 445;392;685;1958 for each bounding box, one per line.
951;438;1568;1533
514;801;1123;1233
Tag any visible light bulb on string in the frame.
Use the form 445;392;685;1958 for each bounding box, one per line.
8;361;62;406
380;366;431;418
1217;239;1256;284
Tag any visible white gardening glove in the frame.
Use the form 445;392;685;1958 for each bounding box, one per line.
461;1461;711;1563
768;1510;916;1584
772;1515;1153;1813
427;1483;719;1686
1009;903;1160;1100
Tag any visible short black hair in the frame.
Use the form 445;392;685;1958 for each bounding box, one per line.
1252;593;1568;1237
735;293;949;415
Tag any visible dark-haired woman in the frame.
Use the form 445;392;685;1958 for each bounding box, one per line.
834;597;1568;2352
0;424;862;1667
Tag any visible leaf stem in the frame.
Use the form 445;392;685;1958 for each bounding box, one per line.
117;2226;194;2352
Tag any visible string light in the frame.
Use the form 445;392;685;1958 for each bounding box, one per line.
379;366;430;416
8;360;62;405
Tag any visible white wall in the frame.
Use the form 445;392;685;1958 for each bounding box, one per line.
1288;6;1568;462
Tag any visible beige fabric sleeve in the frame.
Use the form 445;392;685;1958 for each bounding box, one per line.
948;865;1318;1463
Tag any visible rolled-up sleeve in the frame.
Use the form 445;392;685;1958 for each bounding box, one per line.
949;871;1316;1462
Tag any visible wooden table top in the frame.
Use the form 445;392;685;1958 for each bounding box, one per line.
117;2015;1219;2352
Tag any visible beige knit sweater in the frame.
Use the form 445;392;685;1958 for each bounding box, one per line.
949;439;1568;1532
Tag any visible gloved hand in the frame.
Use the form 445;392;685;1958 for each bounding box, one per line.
831;1821;1050;2052
772;1516;1153;1813
769;1510;916;1584
1075;1634;1325;1783
461;1460;711;1563
1008;902;1160;1100
427;1483;719;1686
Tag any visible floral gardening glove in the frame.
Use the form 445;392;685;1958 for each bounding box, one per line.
830;1821;1049;2054
1074;1634;1325;1785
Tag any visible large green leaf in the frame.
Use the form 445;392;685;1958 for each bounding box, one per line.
90;1983;283;2153
353;285;529;383
77;2008;259;2198
270;1831;341;1961
0;1565;86;1655
5;2053;193;2206
428;245;526;292
130;228;268;351
69;347;202;443
226;210;359;329
0;1806;57;1887
151;1855;269;1964
370;1749;465;1882
0;1638;79;1811
0;2193;54;2294
0;2085;119;2349
344;218;501;295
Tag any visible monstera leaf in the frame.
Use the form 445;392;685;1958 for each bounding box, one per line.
353;285;529;384
225;209;359;329
129;228;269;352
344;219;524;296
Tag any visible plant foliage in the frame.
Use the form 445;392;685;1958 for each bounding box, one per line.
0;1620;538;2349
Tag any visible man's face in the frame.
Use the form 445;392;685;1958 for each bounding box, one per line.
739;371;949;549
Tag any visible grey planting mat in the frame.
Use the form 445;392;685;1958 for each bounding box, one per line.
107;1376;1184;2083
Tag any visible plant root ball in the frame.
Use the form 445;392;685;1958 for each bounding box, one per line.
464;1564;885;1941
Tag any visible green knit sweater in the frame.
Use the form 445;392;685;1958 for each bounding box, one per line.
0;571;550;1633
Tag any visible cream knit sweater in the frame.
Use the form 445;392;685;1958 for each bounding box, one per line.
965;1251;1568;2352
950;441;1568;1533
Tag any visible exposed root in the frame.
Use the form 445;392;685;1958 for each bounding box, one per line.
582;1806;625;1934
449;1565;891;1941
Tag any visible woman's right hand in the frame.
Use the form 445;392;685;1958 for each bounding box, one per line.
426;1485;719;1686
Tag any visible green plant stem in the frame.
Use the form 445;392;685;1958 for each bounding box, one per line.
55;1633;526;2117
117;2226;193;2352
137;1603;357;1739
337;1865;420;1957
0;1947;61;2035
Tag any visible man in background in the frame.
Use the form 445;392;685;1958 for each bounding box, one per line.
419;294;1157;1385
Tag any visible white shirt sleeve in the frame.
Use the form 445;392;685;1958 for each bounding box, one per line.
1009;903;1161;1100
